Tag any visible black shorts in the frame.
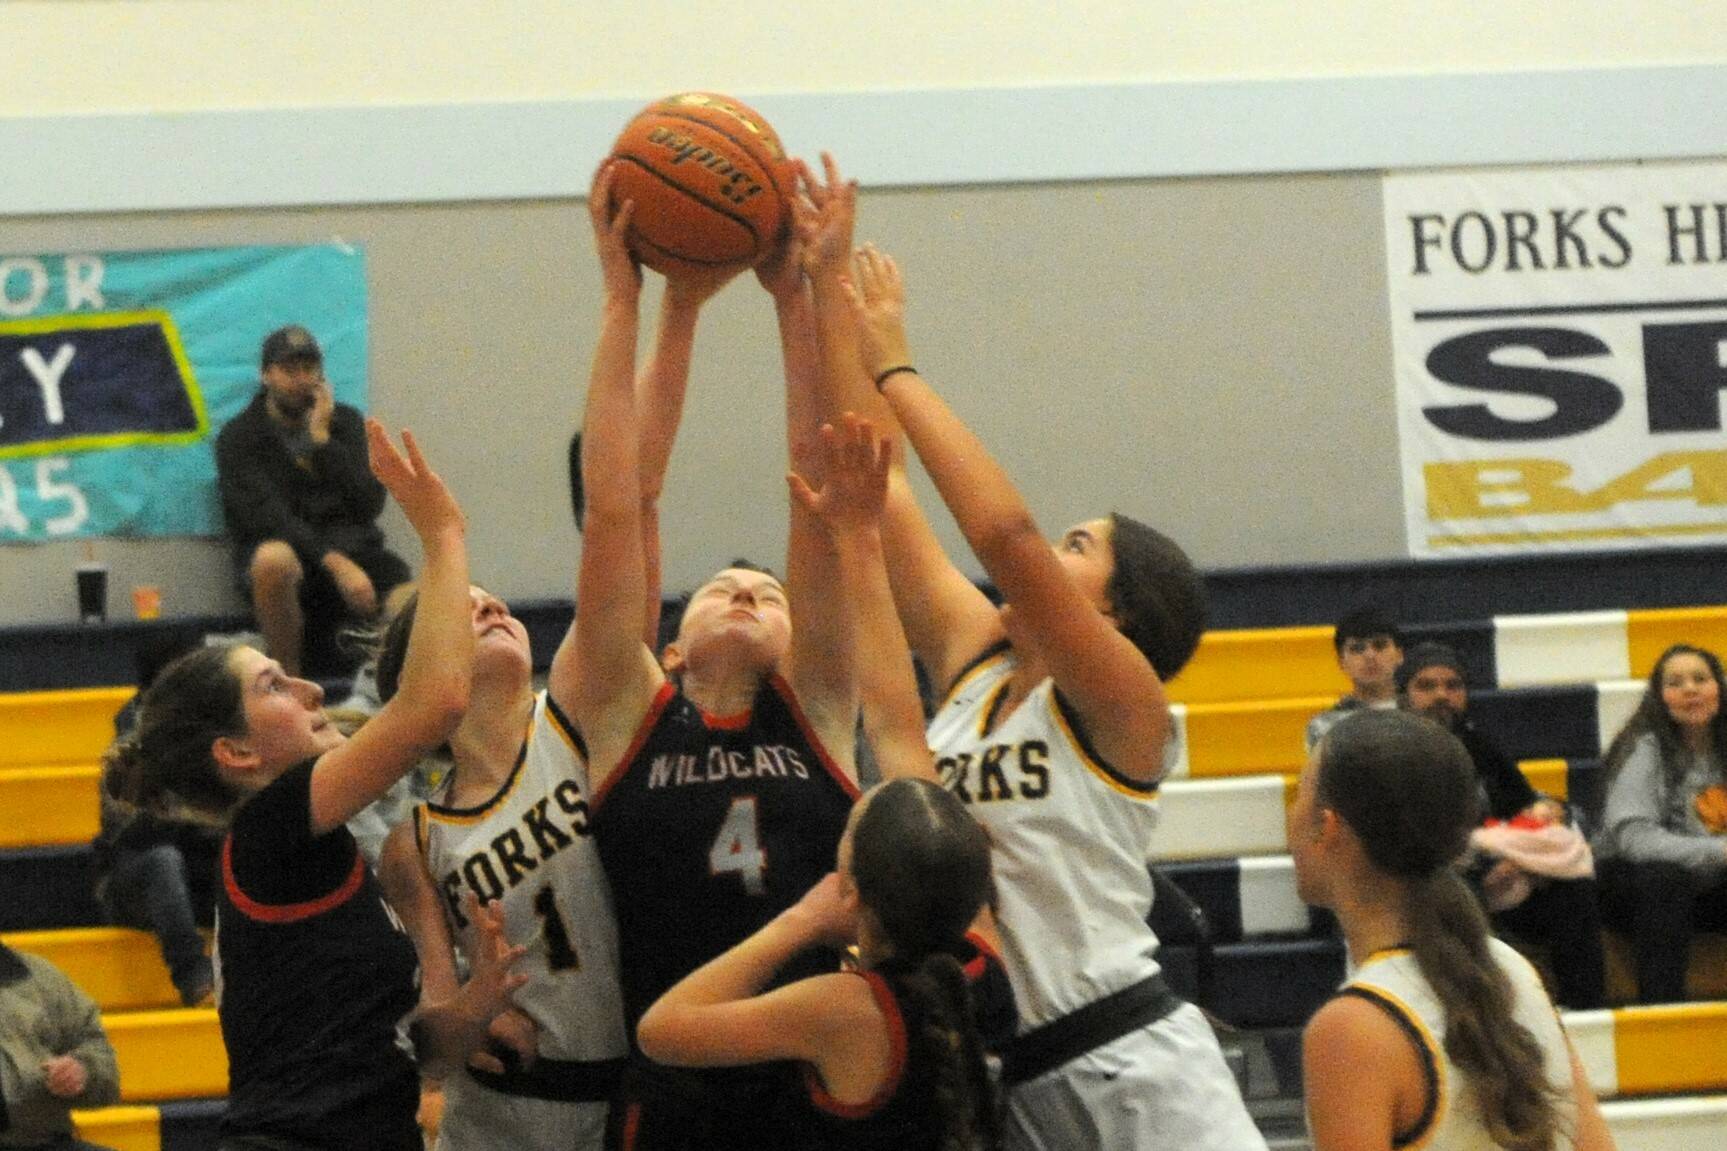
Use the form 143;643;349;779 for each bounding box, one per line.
236;541;411;607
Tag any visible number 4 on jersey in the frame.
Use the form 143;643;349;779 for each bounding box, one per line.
709;796;767;895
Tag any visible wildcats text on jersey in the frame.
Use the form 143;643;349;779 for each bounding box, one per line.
646;742;812;789
437;779;591;927
938;738;1051;803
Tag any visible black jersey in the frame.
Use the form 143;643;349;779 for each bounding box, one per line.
215;759;422;1151
795;935;1019;1151
590;674;859;1028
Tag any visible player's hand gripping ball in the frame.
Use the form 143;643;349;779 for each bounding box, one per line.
605;92;794;275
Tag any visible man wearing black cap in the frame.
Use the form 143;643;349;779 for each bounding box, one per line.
214;325;410;675
1399;641;1606;1008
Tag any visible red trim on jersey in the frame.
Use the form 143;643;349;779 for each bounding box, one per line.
591;680;677;811
963;929;1002;982
697;702;754;730
770;674;862;800
221;837;365;924
620;1101;641;1151
806;970;907;1119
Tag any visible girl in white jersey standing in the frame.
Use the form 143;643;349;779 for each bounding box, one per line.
1293;710;1614;1151
798;158;1262;1150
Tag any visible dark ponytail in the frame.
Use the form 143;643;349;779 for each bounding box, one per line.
1318;711;1562;1151
895;953;1000;1151
103;643;245;825
850;779;999;1150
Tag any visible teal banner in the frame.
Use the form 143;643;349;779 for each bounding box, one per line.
0;244;367;540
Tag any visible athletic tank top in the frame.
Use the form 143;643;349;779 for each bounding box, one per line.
215;760;422;1151
1333;939;1578;1151
416;692;627;1068
590;674;859;1027
925;648;1162;1030
794;935;1020;1151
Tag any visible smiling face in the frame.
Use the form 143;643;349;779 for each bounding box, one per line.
1660;651;1722;733
221;645;343;786
667;568;792;679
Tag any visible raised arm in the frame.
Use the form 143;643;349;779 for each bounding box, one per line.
789;414;935;781
844;248;1170;782
634;268;744;646
637;873;875;1075
760;223;858;769
799;156;1002;692
308;423;471;835
551;166;666;785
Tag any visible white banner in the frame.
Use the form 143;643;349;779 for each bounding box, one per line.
1384;161;1727;558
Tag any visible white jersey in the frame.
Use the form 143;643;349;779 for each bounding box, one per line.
416;692;626;1151
1335;939;1578;1151
927;649;1163;1029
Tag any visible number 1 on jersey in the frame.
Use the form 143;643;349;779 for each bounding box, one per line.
533;885;581;971
709;796;767;895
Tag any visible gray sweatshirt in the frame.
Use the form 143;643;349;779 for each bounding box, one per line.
0;950;122;1147
1594;732;1727;875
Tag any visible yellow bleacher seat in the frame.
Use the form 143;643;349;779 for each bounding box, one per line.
1182;695;1334;778
3;927;183;1012
106;1008;228;1102
73;1104;161;1151
1518;758;1571;800
1627;606;1727;680
0;687;132;768
0;764;101;847
1168;625;1350;705
1611;1002;1727;1096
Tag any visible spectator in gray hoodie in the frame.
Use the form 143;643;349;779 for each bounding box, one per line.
1595;643;1727;1003
0;941;121;1150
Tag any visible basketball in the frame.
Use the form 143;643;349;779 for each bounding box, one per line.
605;92;793;275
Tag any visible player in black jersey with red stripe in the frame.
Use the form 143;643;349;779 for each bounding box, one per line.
104;424;528;1151
571;168;877;1150
636;413;1016;1151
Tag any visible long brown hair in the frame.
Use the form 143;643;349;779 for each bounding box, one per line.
103;643;245;825
1317;711;1562;1151
850;779;999;1151
1603;643;1727;794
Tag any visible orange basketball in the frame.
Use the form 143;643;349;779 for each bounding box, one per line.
606;92;793;275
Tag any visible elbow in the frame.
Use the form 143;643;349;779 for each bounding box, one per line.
972;513;1043;568
635;1005;698;1068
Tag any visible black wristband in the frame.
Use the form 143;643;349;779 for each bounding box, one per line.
874;364;917;391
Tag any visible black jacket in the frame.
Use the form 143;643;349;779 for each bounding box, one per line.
214;390;386;565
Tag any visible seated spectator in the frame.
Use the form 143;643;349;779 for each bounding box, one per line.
215;325;412;675
1594;643;1727;1003
0;939;122;1151
1305;606;1404;752
95;629;221;1007
1399;642;1605;1008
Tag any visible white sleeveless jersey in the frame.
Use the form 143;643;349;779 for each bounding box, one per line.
926;649;1163;1030
1336;939;1578;1151
416;692;627;1063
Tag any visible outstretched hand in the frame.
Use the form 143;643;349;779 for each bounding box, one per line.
795;152;857;279
589;163;642;302
838;245;913;380
455;892;531;1032
367;420;465;542
786;412;891;533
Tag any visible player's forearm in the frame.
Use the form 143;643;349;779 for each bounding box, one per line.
833;528;932;778
635;293;699;504
582;300;646;524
